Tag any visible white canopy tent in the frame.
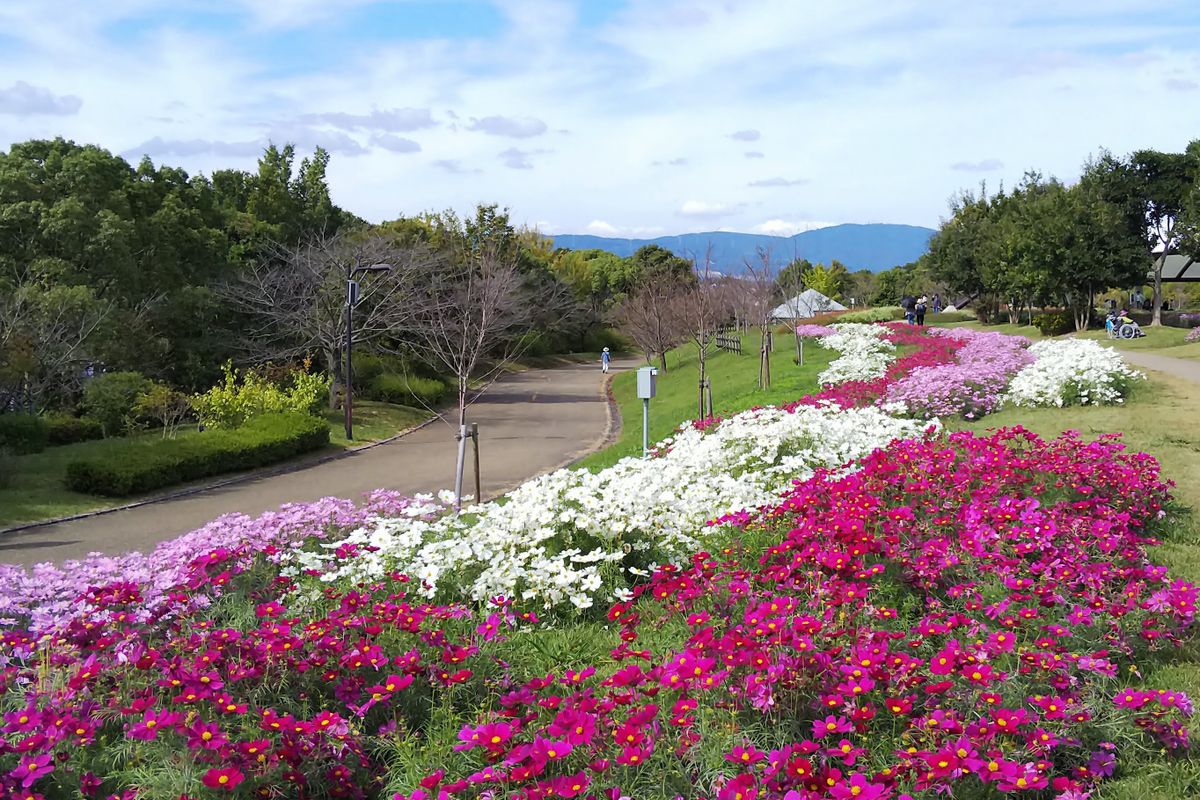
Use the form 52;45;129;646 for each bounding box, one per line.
769;289;846;320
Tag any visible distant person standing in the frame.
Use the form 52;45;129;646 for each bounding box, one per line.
915;296;928;326
900;295;916;324
601;347;611;373
932;293;942;314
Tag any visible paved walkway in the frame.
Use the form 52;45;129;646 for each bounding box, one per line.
0;359;635;567
1119;350;1200;384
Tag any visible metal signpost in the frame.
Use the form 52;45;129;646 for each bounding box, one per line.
636;366;658;458
344;263;392;440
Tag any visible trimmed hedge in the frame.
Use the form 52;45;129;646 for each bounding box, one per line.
364;374;447;408
65;412;329;497
0;414;49;455
45;415;104;446
837;307;899;324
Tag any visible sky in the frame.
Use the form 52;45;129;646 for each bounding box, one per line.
1;0;1199;239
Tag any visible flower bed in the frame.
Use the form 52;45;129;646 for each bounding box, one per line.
883;327;1034;418
287;404;932;611
802;324;896;386
1007;339;1145;407
0;429;1187;800
0;491;441;635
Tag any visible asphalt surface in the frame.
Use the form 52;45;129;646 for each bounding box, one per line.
1120;349;1200;384
0;359;634;567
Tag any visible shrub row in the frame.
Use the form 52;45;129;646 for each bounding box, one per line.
0;414;48;455
837;307;898;323
364;374;448;408
65;412;329;497
45;414;104;446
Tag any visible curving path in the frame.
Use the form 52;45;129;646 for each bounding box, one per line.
1119;350;1200;384
0;359;635;567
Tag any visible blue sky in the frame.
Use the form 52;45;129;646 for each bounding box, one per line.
1;0;1199;237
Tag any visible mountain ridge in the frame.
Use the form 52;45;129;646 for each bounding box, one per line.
549;223;935;273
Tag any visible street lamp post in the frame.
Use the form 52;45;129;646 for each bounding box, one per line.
345;262;392;440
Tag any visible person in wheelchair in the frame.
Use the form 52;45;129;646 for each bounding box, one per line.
1106;308;1145;339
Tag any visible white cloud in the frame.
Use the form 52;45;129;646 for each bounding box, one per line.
744;151;765;159
298;108;436;132
467;115;549;138
950;158;1005;172
586;219;620;235
730;128;761;141
0;81;82;115
371;133;421;153
752;219;837;237
748;176;808;187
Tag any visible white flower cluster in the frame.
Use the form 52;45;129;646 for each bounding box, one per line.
284;404;933;611
815;324;895;385
1005;339;1144;408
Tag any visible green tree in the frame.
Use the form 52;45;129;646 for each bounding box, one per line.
630;244;693;285
800;262;848;301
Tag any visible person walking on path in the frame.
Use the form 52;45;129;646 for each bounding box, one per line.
900;295;916;324
601;347;611;373
915;296;928;326
932;293;941;314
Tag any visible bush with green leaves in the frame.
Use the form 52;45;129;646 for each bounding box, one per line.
0;414;48;454
365;374;447;408
64;412;330;496
82;371;152;436
44;414;104;446
190;362;331;429
1033;311;1075;336
132;384;192;439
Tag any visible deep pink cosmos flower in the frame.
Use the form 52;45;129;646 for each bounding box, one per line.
201;767;245;790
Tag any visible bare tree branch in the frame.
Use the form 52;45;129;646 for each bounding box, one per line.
216;230;436;408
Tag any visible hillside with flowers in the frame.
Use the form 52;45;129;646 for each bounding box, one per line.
1;321;1196;800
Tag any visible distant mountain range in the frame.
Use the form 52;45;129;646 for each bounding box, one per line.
550;223;936;273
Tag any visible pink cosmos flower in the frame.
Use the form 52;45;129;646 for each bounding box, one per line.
200;767;245;790
11;753;53;789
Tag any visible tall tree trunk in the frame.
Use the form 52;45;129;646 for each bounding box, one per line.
1152;248;1167;326
658;351;667;373
324;347;340;410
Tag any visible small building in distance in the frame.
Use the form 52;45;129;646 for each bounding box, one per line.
769;289;847;320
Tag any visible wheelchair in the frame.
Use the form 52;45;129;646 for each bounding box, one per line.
1105;316;1144;340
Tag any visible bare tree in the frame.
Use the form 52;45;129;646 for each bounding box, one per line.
403;231;574;507
0;279;111;412
219;230;432;409
612;275;686;373
742;248;779;389
775;255;808;365
675;246;734;418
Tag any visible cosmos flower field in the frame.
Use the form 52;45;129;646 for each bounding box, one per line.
0;323;1189;800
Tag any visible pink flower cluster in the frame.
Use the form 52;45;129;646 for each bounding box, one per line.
882;328;1034;418
0;490;428;635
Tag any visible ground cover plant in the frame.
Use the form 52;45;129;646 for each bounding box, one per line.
0;323;1183;799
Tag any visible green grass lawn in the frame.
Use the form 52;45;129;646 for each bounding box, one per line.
576;332;834;470
0;400;429;529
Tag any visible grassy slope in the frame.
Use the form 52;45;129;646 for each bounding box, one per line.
0;401;428;528
575;331;835;471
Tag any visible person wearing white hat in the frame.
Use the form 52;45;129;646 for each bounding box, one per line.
601;347;611;373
